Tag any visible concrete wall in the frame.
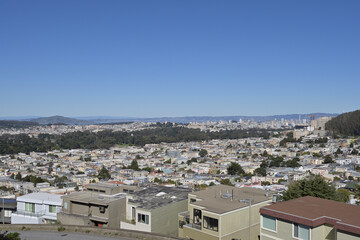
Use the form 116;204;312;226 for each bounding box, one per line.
337;230;360;240
151;199;188;237
57;212;91;226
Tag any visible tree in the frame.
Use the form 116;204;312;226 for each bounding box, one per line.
220;178;234;186
15;173;22;181
324;155;334;164
199;149;208;157
98;166;111;180
130;159;139;171
227;162;245;176
254;167;266;177
281;176;349;202
334;189;350;203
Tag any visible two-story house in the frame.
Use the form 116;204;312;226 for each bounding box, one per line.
178;185;274;240
260;196;360;240
11;192;62;224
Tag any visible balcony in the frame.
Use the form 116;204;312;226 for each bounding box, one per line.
184;223;201;230
13;210;45;218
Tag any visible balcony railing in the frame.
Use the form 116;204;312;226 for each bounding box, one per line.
13;210;45;218
185;223;201;230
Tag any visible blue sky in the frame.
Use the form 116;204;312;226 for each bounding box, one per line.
1;0;359;118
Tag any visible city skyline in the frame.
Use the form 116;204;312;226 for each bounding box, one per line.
1;0;359;117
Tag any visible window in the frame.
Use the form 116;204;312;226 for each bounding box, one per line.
138;213;149;224
262;215;276;231
190;198;196;203
99;206;106;214
4;210;12;217
293;223;309;240
132;207;136;220
193;209;202;225
203;216;218;232
49;205;57;213
25;202;35;213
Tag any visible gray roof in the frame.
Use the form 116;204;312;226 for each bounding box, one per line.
189;185;275;214
128;186;191;210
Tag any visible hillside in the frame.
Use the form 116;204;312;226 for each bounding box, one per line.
325;110;360;136
0;120;39;129
31;116;91;125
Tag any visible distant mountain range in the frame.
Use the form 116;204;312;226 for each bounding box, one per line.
31;115;92;125
0;113;339;125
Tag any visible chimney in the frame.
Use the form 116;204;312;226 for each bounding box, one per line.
272;194;277;203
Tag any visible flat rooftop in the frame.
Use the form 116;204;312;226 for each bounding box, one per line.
62;192;125;206
190;185;274;214
260;196;360;235
128;186;191;210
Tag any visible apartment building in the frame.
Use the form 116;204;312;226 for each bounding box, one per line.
58;182;138;228
11;192;62;224
260;196;360;240
178;185;274;240
0;198;16;224
120;185;191;236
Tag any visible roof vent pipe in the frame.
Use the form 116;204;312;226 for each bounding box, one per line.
272;194;277;204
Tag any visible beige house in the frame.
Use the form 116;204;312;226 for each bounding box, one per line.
58;182;138;228
260;196;360;240
178;185;274;240
120;185;191;237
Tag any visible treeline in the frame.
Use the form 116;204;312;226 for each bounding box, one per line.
325;110;360;137
0;125;278;154
0;120;39;129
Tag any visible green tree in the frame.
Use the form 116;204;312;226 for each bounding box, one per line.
130;159;139;170
220;178;234;186
334;189;350;203
199;149;208;157
281;176;348;202
15;173;22;181
254;167;266;177
324;155;334;164
227;162;245;176
98;166;111;180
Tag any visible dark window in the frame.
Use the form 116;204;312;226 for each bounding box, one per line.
203;216;218;232
193;209;202;225
138;213;149;224
190;198;196;203
99;206;105;213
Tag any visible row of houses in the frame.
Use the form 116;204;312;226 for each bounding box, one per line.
2;182;360;239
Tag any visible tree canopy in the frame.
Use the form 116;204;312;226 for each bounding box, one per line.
98;166;111;180
227;162;245;176
282;176;349;203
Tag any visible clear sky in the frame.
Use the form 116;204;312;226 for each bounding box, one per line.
1;0;359;118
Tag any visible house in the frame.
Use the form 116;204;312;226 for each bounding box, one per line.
120;185;191;237
178;185;274;240
260;196;360;240
11;192;62;224
0;198;16;224
58;182;138;228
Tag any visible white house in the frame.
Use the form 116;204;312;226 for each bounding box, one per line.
11;192;62;224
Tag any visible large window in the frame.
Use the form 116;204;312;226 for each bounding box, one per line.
138;213;149;224
203;216;218;232
262;215;276;231
193;209;202;225
49;205;57;213
25;203;35;213
293;223;309;240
